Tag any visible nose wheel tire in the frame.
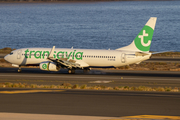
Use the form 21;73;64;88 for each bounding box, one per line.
18;69;21;73
18;66;21;73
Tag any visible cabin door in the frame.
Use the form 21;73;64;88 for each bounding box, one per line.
17;50;22;59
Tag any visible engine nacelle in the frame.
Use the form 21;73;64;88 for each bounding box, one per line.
40;61;60;71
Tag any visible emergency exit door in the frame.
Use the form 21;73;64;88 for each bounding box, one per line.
121;53;126;63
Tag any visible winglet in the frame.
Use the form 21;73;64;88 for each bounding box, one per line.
48;46;55;59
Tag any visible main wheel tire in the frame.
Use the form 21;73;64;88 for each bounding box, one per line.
68;69;72;74
68;69;75;74
71;69;75;74
83;68;90;73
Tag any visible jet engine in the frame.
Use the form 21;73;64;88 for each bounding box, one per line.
40;61;60;71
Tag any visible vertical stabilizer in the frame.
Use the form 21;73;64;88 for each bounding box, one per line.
116;17;157;52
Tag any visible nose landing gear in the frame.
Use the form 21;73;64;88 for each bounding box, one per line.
18;66;21;73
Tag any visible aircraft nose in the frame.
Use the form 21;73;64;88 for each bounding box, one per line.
4;55;10;63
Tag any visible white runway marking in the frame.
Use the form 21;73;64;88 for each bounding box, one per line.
0;74;179;81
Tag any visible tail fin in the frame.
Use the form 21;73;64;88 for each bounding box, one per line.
116;17;157;52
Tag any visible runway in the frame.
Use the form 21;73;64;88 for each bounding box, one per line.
0;67;180;87
0;89;180;117
0;67;180;118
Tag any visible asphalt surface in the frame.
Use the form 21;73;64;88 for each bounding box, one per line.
0;89;180;117
0;67;180;87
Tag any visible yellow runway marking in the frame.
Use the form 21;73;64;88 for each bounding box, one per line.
108;115;180;120
0;90;65;94
123;115;180;119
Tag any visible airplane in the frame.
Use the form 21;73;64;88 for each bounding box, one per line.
4;17;157;74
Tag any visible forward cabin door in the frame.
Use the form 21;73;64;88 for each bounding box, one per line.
121;53;126;63
17;50;22;59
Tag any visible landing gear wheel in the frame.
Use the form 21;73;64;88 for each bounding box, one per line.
18;69;21;73
83;68;90;73
18;66;21;73
68;69;75;74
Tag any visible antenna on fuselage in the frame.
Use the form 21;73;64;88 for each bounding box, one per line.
71;46;73;49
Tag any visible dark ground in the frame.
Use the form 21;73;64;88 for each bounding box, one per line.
0;89;180;117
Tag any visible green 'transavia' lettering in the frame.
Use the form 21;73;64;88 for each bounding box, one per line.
24;49;83;60
25;49;29;58
43;51;49;59
34;51;42;59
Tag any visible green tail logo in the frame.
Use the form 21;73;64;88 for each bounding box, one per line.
134;25;154;52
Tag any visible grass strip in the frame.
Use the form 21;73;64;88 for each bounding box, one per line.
0;82;179;92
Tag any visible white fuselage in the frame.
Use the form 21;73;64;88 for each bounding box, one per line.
4;48;151;68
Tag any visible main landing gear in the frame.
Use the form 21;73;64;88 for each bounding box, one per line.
83;68;90;73
68;68;91;74
68;69;75;74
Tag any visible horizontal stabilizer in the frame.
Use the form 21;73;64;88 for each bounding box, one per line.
151;51;173;54
135;52;151;56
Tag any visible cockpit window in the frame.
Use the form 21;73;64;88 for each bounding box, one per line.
9;52;13;55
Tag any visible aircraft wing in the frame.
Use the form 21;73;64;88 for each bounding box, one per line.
47;46;86;69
